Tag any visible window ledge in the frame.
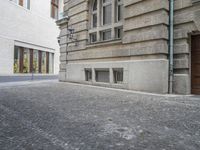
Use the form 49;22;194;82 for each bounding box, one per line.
192;0;200;4
86;39;122;48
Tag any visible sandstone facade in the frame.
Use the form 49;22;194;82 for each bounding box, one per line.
57;0;200;94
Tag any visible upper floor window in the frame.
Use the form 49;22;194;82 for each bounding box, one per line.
51;0;59;19
10;0;30;9
102;0;112;25
89;0;124;43
92;0;97;28
116;0;123;22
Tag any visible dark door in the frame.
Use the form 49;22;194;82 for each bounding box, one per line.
191;35;200;94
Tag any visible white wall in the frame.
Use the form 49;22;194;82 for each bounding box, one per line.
0;37;14;75
0;0;62;75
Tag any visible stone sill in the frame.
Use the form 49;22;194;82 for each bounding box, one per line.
86;39;122;48
56;17;69;26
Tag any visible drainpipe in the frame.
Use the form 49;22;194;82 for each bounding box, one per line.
169;0;174;94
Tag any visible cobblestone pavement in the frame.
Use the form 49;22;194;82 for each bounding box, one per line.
0;82;200;150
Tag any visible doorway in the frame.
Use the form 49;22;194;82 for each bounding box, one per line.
191;34;200;94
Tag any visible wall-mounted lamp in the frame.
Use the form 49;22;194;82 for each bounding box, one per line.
67;28;78;46
57;37;60;44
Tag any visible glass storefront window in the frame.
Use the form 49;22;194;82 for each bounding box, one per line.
33;50;39;73
14;46;20;73
13;46;54;74
23;48;30;73
41;52;46;73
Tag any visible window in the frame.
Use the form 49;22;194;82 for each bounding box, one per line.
25;0;30;9
19;0;23;6
113;68;123;83
90;33;97;43
92;0;97;28
101;30;111;41
115;27;123;39
51;0;59;19
116;0;123;22
85;69;92;81
102;0;112;25
89;0;123;43
33;50;39;73
23;48;30;73
41;52;47;73
13;46;54;74
10;0;30;9
14;46;20;73
95;69;110;83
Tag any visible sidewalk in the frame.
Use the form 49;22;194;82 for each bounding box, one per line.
0;79;58;88
0;74;58;83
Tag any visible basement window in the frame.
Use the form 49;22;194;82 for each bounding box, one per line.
95;69;110;83
113;68;123;83
85;69;92;81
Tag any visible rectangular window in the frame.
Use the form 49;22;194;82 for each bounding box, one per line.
11;0;30;9
95;69;109;83
115;27;123;39
46;52;49;74
51;0;59;19
13;47;51;74
41;52;47;73
19;0;23;6
33;50;39;73
101;30;111;41
113;68;123;83
23;48;30;73
103;4;112;25
92;13;97;28
90;33;97;43
85;69;92;81
14;46;20;73
116;0;123;22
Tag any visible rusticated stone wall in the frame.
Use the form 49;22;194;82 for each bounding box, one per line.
58;0;200;94
173;0;200;94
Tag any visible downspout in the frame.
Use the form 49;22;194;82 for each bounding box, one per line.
169;0;174;94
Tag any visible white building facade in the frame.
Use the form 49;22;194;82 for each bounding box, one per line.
0;0;63;75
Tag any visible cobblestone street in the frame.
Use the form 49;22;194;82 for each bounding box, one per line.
0;81;200;150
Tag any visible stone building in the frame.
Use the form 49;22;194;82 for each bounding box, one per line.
0;0;63;75
57;0;200;95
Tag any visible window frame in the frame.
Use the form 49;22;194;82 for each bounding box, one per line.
113;68;123;84
88;0;124;44
95;68;110;83
100;29;112;41
85;69;93;81
91;0;98;28
101;0;112;26
51;0;59;19
115;0;123;22
10;0;30;10
90;32;97;43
